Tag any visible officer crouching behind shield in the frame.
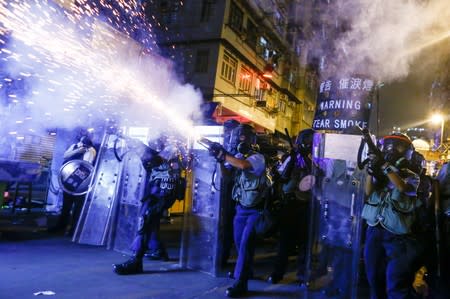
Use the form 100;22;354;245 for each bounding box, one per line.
52;135;96;236
208;124;267;298
113;135;185;275
362;133;421;299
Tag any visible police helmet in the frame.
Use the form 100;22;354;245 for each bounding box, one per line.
223;119;240;130
224;120;241;154
379;133;414;164
295;128;314;149
380;133;413;154
148;135;167;153
233;124;257;145
79;135;93;147
158;144;178;162
230;124;257;155
295;129;314;154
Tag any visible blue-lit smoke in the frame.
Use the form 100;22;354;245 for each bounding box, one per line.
0;0;202;148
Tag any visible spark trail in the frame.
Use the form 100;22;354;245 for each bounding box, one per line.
0;0;201;139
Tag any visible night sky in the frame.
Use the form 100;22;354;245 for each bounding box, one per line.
376;40;448;136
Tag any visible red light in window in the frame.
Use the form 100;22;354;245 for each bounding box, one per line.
262;64;274;78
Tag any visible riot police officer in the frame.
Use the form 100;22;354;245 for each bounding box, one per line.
362;133;421;299
267;128;314;284
208;124;267;298
221;119;240;267
53;135;96;235
113;136;184;275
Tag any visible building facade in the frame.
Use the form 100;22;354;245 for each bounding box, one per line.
144;0;318;134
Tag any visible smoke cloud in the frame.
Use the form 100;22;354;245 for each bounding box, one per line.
316;0;450;82
0;0;202;143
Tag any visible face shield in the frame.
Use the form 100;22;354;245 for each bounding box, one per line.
158;144;178;162
231;124;256;155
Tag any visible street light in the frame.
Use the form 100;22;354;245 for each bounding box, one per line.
431;113;445;147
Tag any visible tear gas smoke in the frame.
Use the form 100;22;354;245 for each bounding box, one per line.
311;0;450;82
0;0;202;146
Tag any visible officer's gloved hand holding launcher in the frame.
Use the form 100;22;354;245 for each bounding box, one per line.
208;142;230;163
362;133;421;299
200;125;267;298
197;137;230;163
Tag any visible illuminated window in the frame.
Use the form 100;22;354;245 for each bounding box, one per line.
258;36;274;61
229;1;243;32
238;67;252;92
221;52;237;84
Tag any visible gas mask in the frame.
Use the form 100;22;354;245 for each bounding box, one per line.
298;143;312;156
230;124;257;156
380;134;413;169
295;129;314;156
237;141;252;155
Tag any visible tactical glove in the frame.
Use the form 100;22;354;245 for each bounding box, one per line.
366;153;384;177
208;142;228;163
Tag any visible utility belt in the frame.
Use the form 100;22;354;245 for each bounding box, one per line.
237;200;264;211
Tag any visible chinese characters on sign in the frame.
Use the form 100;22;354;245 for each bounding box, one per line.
313;77;374;133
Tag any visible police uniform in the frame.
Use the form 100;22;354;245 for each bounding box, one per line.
362;167;420;299
113;144;182;275
54;136;96;235
231;151;266;285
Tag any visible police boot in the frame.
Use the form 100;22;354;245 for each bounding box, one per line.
225;280;248;298
145;248;169;261
113;257;143;275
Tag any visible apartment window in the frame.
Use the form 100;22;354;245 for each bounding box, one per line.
258;36;272;61
200;0;214;22
245;20;257;49
238;66;252;92
194;50;210;73
228;1;243;32
221;52;237;84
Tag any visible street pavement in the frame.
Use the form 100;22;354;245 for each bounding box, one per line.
0;219;305;299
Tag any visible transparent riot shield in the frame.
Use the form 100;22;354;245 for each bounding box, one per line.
107;152;146;254
180;127;226;276
73;132;125;245
305;133;366;299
